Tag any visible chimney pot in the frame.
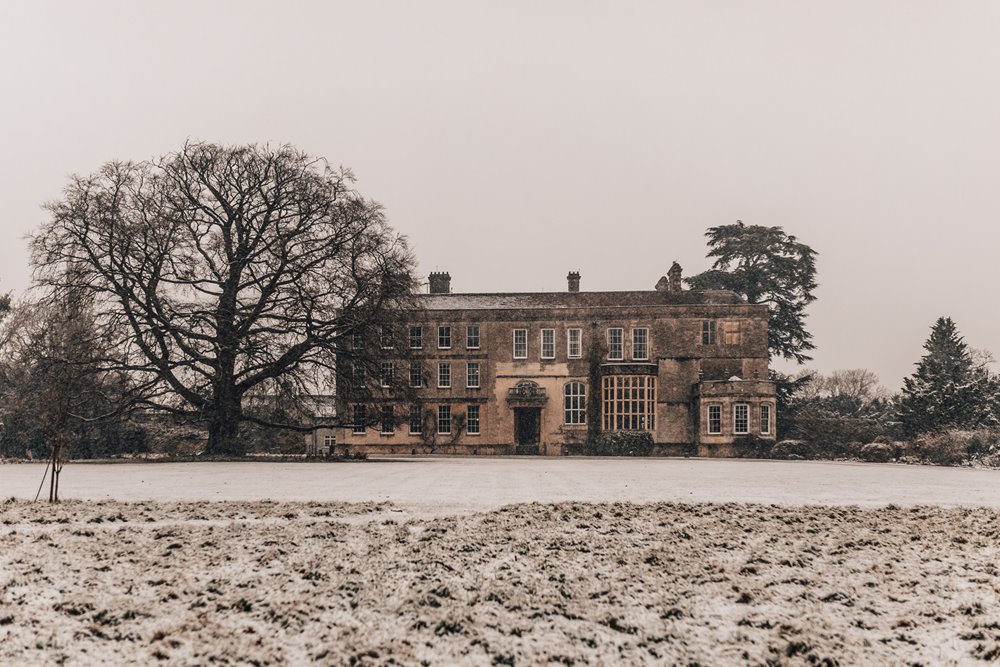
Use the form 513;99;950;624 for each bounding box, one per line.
567;271;581;292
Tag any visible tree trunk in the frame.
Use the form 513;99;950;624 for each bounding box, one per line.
204;392;244;456
49;430;64;503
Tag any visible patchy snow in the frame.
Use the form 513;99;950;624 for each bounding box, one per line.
2;458;1000;514
1;500;999;665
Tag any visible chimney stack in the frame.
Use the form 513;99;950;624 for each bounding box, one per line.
667;261;683;292
567;271;581;292
428;271;451;294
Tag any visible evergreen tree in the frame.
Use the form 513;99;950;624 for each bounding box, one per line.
686;221;818;363
897;317;996;436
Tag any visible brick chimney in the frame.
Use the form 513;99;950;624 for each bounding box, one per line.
428;271;451;294
667;261;683;292
567;271;580;292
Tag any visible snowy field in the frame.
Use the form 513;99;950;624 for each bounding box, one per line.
3;461;1000;665
2;499;999;665
2;458;1000;513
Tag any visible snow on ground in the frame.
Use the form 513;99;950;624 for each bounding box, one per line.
1;499;999;665
2;458;1000;513
3;461;1000;665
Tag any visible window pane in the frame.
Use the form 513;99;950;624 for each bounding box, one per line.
541;329;555;359
409;326;422;349
608;328;623;360
409;405;423;434
734;404;749;434
467;405;480;434
381;405;394;433
438;405;451;434
568;328;581;358
563;382;587;424
467;325;480;349
632;328;648;360
513;329;527;359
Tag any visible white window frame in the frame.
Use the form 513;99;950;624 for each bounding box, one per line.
408;404;423;434
323;433;336;448
408;326;422;349
380;326;394;350
541;329;555;360
438;363;451;389
380;362;394;388
466;325;480;350
380;405;395;434
601;375;655;431
564;381;587;425
707;404;722;434
734;403;750;435
632;328;648;361
437;325;451;350
513;329;527;359
466;362;480;389
567;328;582;358
437;405;451;435
760;403;772;435
467;405;480;435
352;405;366;434
409;363;422;388
607;328;624;361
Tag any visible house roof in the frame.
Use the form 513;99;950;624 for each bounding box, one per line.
415;290;746;311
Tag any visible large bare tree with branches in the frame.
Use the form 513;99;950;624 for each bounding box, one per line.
31;142;416;456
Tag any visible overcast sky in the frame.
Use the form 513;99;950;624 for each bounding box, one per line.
2;1;998;390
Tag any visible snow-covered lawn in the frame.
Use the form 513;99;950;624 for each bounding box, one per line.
2;458;1000;512
2;499;999;665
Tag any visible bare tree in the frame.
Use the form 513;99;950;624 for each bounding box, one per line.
31;142;416;456
0;292;116;500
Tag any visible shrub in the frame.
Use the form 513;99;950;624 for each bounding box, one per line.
859;442;895;463
787;413;884;458
571;431;654;457
908;431;971;466
769;439;813;460
733;436;774;459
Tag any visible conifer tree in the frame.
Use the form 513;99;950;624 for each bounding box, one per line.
897;317;997;436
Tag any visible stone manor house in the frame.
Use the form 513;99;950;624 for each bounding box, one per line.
330;264;776;457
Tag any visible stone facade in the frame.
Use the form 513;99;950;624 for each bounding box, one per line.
336;268;776;456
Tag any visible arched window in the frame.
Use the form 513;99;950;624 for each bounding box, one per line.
564;382;587;424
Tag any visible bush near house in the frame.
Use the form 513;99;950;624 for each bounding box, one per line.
564;431;654;457
904;429;1000;467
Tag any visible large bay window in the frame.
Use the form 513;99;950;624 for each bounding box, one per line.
601;375;655;431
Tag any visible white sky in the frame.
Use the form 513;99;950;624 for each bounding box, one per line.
1;1;998;390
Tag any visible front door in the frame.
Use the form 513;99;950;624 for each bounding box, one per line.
514;408;541;455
